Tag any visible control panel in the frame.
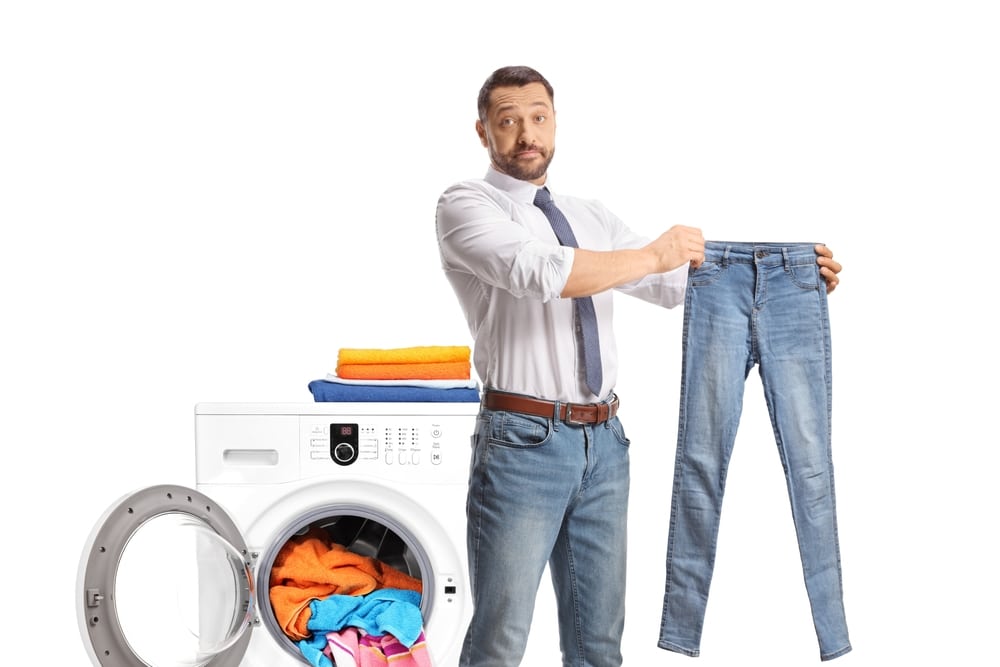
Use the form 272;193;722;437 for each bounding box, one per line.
195;403;478;486
303;415;463;474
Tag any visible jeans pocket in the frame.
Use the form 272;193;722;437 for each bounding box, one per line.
787;259;821;290
489;411;552;449
607;416;631;448
688;260;724;287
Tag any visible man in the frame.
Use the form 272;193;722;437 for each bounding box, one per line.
435;65;841;667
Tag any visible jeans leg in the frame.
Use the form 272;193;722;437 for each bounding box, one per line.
659;253;754;656
460;408;594;667
757;252;851;660
549;417;631;667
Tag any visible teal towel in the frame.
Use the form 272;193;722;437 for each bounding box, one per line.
305;588;423;645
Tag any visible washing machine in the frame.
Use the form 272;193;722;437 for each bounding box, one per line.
77;401;478;667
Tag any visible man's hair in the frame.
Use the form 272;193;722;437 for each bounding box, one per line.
477;66;554;123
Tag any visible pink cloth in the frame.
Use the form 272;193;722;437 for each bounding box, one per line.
324;628;361;666
325;630;432;667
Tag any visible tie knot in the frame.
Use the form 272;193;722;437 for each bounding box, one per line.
533;187;552;207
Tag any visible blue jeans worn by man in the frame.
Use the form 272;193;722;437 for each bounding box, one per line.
658;242;852;661
461;403;630;667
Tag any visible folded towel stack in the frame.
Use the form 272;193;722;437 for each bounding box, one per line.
309;345;480;403
336;345;472;381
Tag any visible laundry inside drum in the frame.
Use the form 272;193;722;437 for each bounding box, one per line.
264;512;428;661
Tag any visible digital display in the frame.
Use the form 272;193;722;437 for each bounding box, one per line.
339;425;353;436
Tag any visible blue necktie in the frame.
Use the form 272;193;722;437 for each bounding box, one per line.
534;187;604;397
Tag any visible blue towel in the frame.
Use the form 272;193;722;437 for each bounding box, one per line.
297;588;425;665
309;379;480;403
298;635;334;667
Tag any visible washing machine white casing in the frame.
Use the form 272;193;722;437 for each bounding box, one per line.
77;401;478;667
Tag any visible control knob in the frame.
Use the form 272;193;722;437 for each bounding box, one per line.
332;441;358;466
330;423;360;466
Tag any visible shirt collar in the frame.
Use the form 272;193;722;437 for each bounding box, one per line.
484;165;550;205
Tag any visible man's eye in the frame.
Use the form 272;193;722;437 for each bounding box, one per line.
535;115;547;123
499;118;515;128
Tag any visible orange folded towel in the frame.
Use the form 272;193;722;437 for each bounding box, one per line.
270;530;423;641
337;345;471;366
336;361;471;381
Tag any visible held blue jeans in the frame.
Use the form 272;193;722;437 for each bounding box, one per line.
460;402;630;667
658;242;851;661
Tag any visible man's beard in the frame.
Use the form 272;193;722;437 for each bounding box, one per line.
490;144;555;182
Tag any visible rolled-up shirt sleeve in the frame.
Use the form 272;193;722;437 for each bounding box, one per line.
437;181;573;302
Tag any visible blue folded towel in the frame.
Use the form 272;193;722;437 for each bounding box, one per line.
308;379;480;403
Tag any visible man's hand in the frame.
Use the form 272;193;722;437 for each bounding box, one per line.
648;225;706;273
815;244;842;294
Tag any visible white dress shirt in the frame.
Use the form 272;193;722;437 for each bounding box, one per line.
436;167;688;404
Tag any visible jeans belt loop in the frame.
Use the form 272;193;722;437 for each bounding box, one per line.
782;246;790;270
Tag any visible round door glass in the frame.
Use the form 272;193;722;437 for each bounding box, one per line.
114;512;253;666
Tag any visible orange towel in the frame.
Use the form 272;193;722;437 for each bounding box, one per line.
336;361;471;381
337;346;471;366
270;530;423;641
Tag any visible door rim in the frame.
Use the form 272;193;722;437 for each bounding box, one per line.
77;484;254;667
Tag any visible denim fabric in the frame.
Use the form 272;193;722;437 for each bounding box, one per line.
658;242;851;661
460;402;631;667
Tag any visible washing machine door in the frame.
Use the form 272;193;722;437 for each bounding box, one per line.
77;484;255;667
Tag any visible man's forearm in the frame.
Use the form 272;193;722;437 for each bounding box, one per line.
560;247;658;298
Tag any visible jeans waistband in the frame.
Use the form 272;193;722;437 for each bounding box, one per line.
705;241;818;266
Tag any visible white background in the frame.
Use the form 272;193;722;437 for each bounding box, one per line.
2;1;997;664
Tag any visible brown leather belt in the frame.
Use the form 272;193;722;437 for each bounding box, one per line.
483;390;620;425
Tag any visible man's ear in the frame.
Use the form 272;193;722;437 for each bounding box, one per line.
475;120;488;148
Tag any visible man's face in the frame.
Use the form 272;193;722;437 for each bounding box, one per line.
476;82;556;185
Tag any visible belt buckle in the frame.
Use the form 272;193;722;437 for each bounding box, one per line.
564;403;588;425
